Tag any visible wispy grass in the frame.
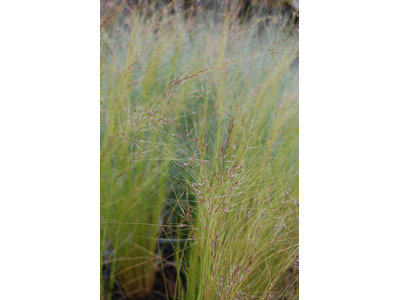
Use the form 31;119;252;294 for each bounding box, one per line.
101;1;298;299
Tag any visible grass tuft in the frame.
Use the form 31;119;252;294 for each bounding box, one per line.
101;1;299;299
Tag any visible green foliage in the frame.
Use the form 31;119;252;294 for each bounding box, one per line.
101;1;298;299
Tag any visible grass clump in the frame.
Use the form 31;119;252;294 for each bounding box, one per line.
101;1;298;299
